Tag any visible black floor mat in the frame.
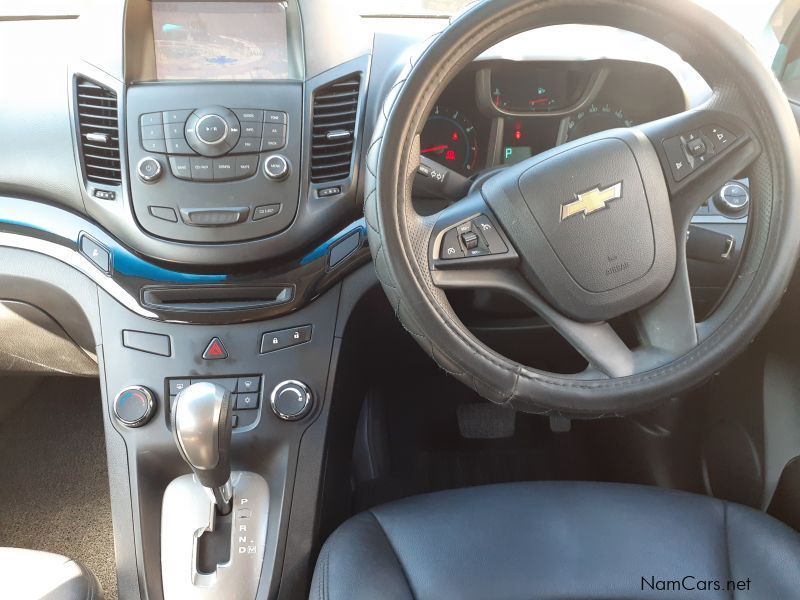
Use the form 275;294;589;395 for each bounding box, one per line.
354;375;596;511
0;377;117;600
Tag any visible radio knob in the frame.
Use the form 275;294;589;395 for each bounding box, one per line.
137;157;162;183
270;380;312;421
195;114;229;145
264;155;290;181
113;386;156;428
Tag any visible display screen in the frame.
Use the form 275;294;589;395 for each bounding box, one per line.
152;2;289;80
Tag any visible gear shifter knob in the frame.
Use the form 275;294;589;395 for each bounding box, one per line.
171;382;234;514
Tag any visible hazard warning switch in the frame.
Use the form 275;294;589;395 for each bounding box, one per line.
202;337;228;360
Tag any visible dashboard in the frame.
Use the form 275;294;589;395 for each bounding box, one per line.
421;59;687;177
0;3;760;599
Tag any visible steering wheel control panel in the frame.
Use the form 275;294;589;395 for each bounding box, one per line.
438;214;508;260
126;83;302;243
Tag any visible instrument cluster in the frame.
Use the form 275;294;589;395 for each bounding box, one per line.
421;59;686;176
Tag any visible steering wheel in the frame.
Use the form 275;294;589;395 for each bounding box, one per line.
365;0;800;416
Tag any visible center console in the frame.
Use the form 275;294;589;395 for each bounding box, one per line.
42;1;373;599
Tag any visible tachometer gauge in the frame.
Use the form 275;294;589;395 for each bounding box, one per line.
420;105;479;176
564;103;634;142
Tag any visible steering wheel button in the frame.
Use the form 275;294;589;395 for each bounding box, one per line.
662;136;693;181
441;229;464;259
461;231;479;250
686;138;706;157
472;215;508;254
704;126;735;149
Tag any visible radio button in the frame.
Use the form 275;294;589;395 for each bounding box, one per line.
140;112;163;127
189;157;213;181
234;109;264;122
231;137;261;154
235;155;259;178
253;204;281;221
166;138;193;154
149;206;178;223
241;122;263;137
143;139;167;153
163;122;185;139
141;125;164;140
169;156;192;180
196;114;228;144
264;110;287;124
213;157;237;181
163;109;192;123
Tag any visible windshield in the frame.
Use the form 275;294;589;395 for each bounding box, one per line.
359;0;779;44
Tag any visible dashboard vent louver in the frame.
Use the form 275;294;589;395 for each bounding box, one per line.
75;77;122;186
311;74;361;184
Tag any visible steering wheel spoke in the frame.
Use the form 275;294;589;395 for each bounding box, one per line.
637;107;761;225
428;192;519;286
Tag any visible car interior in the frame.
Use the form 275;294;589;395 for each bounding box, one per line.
4;0;800;598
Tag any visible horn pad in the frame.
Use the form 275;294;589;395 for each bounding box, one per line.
482;130;676;322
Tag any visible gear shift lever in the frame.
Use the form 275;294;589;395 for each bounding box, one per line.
171;382;234;514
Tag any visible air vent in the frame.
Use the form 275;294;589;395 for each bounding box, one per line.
311;74;361;184
75;77;122;186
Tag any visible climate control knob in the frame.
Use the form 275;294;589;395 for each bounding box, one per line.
270;380;312;421
264;155;290;181
113;386;156;428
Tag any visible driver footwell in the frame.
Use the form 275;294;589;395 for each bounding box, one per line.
0;376;117;600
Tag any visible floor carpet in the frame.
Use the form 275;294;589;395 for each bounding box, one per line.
0;376;117;599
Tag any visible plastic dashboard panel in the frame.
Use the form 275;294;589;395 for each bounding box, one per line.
0;195;369;325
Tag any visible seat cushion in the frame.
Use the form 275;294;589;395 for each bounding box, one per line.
0;548;103;600
311;481;800;599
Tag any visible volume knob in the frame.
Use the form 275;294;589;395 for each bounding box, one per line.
264;155;290;181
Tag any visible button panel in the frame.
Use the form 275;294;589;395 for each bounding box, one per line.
167;375;262;430
439;214;508;260
127;85;302;244
139;106;288;184
662;125;738;182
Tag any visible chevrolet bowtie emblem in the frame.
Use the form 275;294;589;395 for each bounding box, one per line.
560;182;623;221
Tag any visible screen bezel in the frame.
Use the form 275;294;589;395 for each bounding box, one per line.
125;0;305;83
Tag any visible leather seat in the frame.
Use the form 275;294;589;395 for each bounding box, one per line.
311;482;800;599
0;548;103;600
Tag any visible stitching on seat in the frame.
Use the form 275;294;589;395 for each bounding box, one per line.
367;511;417;600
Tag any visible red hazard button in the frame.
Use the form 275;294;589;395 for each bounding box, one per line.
202;337;228;360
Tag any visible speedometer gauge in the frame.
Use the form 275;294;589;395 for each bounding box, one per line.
565;103;634;142
420;105;479;176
